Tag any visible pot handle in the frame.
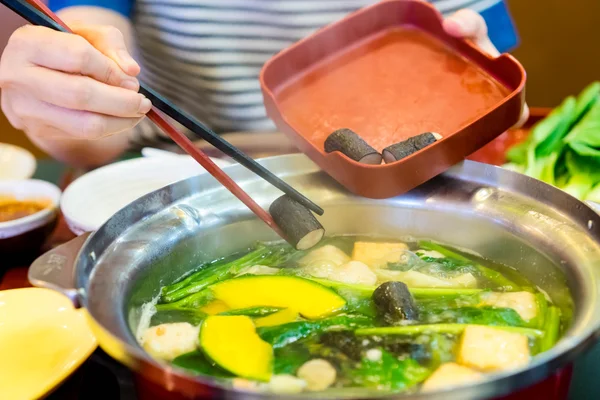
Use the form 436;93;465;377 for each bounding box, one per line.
28;232;92;308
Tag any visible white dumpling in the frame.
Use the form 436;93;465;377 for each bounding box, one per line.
142;322;199;361
328;261;378;286
297;359;337;391
299;245;351;268
299;245;351;279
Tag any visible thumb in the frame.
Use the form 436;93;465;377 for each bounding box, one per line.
71;24;141;77
443;9;500;57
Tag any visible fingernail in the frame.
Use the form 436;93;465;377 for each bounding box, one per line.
121;79;139;91
139;97;152;114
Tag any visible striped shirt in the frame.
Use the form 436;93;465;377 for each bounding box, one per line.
49;0;519;150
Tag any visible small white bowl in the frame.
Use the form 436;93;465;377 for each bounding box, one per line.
0;180;61;257
61;155;232;234
0;143;37;180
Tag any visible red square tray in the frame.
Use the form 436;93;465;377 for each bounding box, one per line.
260;0;526;199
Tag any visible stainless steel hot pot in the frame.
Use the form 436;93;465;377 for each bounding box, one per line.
29;154;600;400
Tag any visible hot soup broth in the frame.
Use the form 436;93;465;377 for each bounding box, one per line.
137;236;571;395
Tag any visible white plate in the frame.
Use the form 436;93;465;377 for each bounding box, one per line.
0;143;36;180
61;155;232;234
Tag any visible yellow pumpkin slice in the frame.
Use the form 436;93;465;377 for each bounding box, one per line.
254;308;299;328
210;275;346;319
200;300;230;315
200;316;273;381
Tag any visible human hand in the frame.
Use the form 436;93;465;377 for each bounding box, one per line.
0;24;152;141
443;9;529;127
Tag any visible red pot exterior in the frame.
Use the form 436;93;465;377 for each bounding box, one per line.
495;366;572;400
134;365;572;400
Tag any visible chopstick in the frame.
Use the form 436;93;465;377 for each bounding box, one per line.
2;0;325;237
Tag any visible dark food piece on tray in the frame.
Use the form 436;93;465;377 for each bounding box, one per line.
382;132;442;164
324;128;382;165
269;195;325;250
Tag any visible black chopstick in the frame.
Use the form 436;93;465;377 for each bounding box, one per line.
137;86;323;216
1;0;324;216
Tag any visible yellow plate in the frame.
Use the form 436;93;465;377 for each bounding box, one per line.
0;288;97;400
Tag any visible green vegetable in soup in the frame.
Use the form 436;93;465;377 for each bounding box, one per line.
219;307;282;317
539;306;562;353
418;241;520;290
137;236;570;394
155;288;214;311
172;351;232;377
272;343;313;375
310;277;483;298
355;324;543;338
418;306;527;327
150;308;207;327
160;243;296;303
341;349;430;392
257;315;374;348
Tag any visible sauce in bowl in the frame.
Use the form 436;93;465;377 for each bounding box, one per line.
0;197;52;223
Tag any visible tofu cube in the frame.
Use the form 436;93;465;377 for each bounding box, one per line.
480;291;538;322
458;326;530;371
352;241;408;268
421;363;483;392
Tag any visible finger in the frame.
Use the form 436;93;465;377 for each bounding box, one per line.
12;94;143;139
9;26;138;90
443;9;500;57
72;24;140;77
1;90;24;130
19;66;152;118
